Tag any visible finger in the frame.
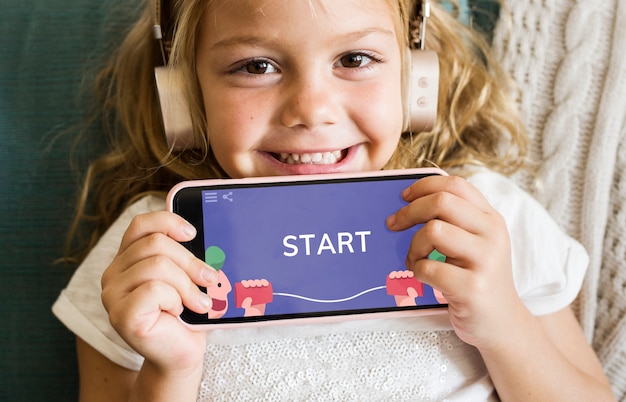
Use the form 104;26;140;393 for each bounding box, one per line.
403;175;492;212
119;211;197;254
404;218;482;269
107;280;188;339
410;258;473;303
103;254;212;315
114;231;219;287
388;188;488;235
241;297;253;309
386;175;490;231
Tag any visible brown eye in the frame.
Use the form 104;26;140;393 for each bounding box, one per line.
337;52;382;69
241;59;278;75
341;53;365;68
246;60;269;74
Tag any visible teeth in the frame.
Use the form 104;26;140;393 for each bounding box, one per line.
277;150;343;165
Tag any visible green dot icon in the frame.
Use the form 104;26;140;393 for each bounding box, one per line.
205;246;226;270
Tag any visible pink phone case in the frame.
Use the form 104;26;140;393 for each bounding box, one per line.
167;168;449;330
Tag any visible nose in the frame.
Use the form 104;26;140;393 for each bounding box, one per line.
280;71;340;129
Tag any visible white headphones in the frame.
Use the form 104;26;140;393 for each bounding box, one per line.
152;0;439;149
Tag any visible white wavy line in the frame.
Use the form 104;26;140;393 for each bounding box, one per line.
273;286;387;304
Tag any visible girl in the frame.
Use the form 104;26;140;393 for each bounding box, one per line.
53;0;615;400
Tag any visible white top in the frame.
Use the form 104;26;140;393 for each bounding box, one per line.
52;169;587;401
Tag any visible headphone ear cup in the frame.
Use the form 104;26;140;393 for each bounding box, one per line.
406;49;439;133
154;66;195;149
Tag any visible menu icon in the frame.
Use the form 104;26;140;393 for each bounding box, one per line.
204;192;218;203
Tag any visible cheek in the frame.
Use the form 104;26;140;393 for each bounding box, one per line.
205;95;249;146
203;94;260;171
355;82;404;143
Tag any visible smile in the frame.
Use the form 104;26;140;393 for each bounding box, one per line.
211;298;227;312
275;150;346;165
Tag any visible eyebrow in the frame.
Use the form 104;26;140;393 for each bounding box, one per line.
210;27;396;50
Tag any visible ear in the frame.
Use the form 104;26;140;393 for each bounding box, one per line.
154;66;195;149
406;49;439;133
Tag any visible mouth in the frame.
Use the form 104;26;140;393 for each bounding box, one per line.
211;298;227;312
272;150;347;165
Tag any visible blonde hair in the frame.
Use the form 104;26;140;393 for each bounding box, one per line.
387;1;527;173
66;0;527;262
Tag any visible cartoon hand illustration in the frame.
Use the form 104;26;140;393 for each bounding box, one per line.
235;279;273;317
432;288;448;304
386;270;424;307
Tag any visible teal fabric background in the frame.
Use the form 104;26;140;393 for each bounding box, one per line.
0;1;139;400
0;1;495;400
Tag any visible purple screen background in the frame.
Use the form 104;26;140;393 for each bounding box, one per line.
201;178;441;318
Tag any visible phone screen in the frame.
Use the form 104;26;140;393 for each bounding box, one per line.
169;170;447;326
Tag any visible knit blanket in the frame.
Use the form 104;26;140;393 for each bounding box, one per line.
492;0;626;398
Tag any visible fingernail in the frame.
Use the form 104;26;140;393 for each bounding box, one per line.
202;265;219;283
386;214;396;228
402;186;411;199
182;222;197;238
200;294;212;311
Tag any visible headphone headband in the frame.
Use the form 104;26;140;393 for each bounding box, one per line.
152;0;432;63
414;0;431;50
151;0;172;65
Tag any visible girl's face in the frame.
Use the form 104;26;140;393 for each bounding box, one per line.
196;0;404;178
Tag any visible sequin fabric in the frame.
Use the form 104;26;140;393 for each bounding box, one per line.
197;330;491;401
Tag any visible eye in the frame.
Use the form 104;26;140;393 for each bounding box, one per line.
338;52;382;69
232;58;279;75
245;60;274;74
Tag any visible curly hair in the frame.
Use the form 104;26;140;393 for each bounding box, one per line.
66;0;527;263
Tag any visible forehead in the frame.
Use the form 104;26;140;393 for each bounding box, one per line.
201;0;400;46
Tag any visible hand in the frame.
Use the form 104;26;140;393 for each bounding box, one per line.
386;270;423;307
235;279;272;316
101;211;218;374
386;175;527;349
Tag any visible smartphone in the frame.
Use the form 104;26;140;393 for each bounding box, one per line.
166;168;448;329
